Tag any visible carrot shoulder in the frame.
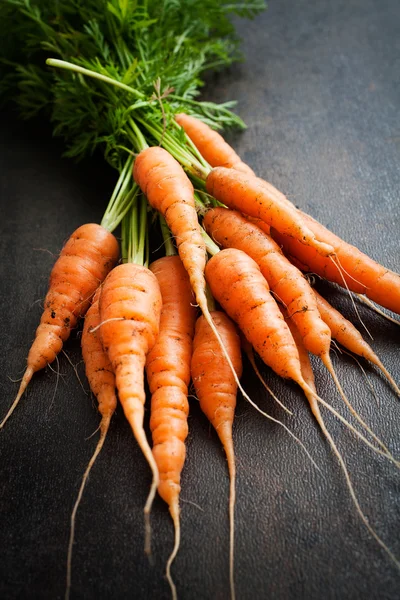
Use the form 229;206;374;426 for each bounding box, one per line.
1;223;119;428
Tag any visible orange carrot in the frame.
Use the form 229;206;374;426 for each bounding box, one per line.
1;223;119;428
205;248;310;389
145;255;196;598
191;310;242;600
203;207;332;359
66;287;117;600
312;289;400;395
99;262;162;553
205;167;334;258
175;113;255;176
271;213;400;314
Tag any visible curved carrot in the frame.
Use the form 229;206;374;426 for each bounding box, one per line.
146;255;197;599
1;223;119;428
66;287;117;600
191;310;242;600
205;167;334;258
175;113;255;176
313;289;400;395
271;213;400;314
99;262;162;553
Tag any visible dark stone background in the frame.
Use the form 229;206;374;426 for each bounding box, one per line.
1;1;399;598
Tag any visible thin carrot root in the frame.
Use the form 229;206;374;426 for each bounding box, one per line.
66;414;112;600
355;293;400;326
321;352;396;461
242;339;293;416
1;368;34;428
308;396;400;571
166;500;180;600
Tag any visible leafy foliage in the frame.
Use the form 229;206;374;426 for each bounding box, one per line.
0;0;266;166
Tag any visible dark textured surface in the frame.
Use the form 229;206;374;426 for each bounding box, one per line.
1;1;399;599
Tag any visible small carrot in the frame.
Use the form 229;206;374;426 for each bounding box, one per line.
191;310;243;600
99;199;162;554
205;167;335;258
271;213;400;314
175;113;255;176
66;287;117;600
312;288;400;395
145;253;197;599
1;223;119;428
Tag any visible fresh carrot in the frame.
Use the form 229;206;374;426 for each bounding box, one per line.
205;167;335;258
271;213;400;314
312;288;400;395
203;207;390;452
99;198;162;554
66;286;118;600
145;254;196;599
203;207;332;358
191;310;243;600
1;223;119;428
175;113;255;176
283;305;400;569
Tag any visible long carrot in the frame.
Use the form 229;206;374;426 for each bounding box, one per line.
191;310;243;600
99;199;162;554
66;287;117;600
1;223;119;428
175;113;255;176
145;252;196;599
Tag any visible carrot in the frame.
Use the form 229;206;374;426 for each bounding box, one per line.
203;207;332;359
175;113;255;176
271;213;400;314
283;305;400;569
145;254;196;599
191;310;242;600
1;223;119;428
203;208;391;452
205;167;335;258
312;289;400;396
66;287;117;600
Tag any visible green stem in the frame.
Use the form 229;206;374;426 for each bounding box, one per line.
46;58;145;98
159;215;176;257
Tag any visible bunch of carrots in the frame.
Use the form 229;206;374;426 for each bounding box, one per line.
3;110;400;599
